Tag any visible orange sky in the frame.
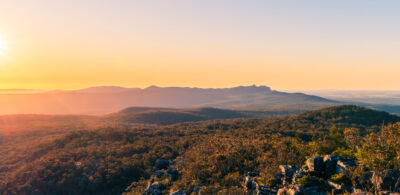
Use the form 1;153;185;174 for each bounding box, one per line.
0;1;400;90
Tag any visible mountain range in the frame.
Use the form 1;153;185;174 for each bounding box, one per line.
0;85;338;115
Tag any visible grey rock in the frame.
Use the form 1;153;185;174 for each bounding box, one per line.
328;179;344;190
279;165;298;178
154;159;170;170
396;177;400;192
291;168;306;186
324;155;339;177
144;182;166;195
154;170;165;178
336;158;355;174
280;165;299;186
372;170;400;191
170;190;186;195
244;176;257;192
166;168;179;180
256;185;274;195
307;156;324;173
302;186;326;195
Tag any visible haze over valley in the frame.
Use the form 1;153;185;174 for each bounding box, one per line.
0;85;337;115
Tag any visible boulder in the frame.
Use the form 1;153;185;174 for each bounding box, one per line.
307;157;324;173
396;177;400;192
324;155;339;177
155;170;165;178
170;190;186;195
280;165;298;178
280;165;299;186
166;168;179;180
144;182;166;195
256;185;274;195
154;159;170;170
291;168;306;186
336;159;355;174
302;186;326;195
244;176;256;192
328;179;344;190
371;170;400;191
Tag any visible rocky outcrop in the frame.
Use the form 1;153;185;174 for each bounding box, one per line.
143;159;184;194
243;172;277;195
275;155;356;195
269;155;400;194
146;156;400;195
279;165;299;186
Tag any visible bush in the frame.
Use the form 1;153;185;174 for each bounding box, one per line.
330;173;352;186
332;147;355;159
296;175;328;189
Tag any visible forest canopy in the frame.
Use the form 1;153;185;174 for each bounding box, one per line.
0;105;399;194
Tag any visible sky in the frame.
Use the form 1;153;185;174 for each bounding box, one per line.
0;0;399;90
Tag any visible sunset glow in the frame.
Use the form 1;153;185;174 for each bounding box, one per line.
1;2;400;194
0;35;5;57
0;1;400;90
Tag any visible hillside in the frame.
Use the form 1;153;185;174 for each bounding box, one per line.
0;85;338;115
0;107;303;136
105;107;306;125
0;105;399;194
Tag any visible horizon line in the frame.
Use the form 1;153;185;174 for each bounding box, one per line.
2;85;400;92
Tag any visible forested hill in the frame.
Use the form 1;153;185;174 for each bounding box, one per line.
104;107;304;125
1;105;399;194
291;104;400;126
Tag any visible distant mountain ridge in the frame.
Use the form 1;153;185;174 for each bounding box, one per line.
0;85;338;115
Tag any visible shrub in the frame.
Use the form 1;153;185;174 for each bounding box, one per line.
330;173;352;186
296;175;328;189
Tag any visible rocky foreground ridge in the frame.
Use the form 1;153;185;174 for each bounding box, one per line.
246;154;400;195
139;154;400;195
